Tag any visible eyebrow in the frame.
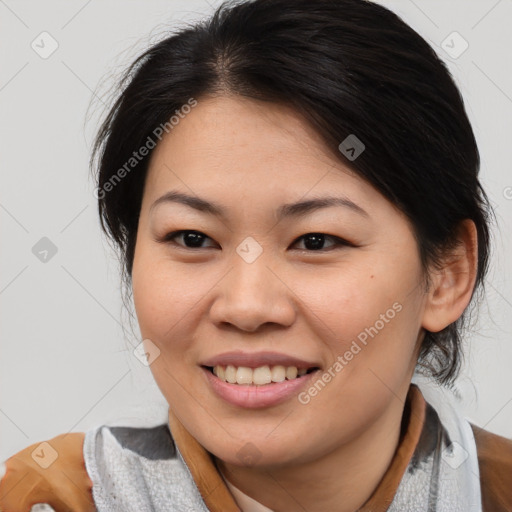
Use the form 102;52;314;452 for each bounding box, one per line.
150;190;369;220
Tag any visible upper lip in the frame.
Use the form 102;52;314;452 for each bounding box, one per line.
201;351;321;369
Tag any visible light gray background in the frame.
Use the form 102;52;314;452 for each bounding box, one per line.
1;0;511;461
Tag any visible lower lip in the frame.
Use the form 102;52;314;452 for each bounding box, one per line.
201;367;319;408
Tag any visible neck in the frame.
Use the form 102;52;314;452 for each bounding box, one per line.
216;388;410;512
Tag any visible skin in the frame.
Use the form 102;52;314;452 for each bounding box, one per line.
131;94;478;512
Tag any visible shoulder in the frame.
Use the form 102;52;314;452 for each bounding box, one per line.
86;422;177;460
83;422;208;511
470;423;512;512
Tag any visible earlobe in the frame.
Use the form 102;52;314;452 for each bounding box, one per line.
421;219;478;333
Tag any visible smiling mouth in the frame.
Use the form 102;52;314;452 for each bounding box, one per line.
204;365;320;386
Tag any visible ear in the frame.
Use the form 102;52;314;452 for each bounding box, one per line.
421;219;478;333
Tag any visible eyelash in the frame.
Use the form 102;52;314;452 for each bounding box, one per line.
158;230;355;252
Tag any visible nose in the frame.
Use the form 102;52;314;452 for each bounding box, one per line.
209;252;296;333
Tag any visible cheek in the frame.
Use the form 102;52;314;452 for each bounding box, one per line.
302;261;423;375
293;271;423;434
131;246;225;372
131;252;205;406
132;254;188;368
132;247;194;339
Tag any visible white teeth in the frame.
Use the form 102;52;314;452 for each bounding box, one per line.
236;366;253;385
271;365;286;382
216;366;226;380
286;366;298;380
211;364;313;385
225;365;237;384
253;365;272;385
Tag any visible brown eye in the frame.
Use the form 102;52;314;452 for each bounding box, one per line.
157;230;353;252
292;233;352;251
160;230;217;249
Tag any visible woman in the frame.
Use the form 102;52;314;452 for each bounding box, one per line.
1;0;511;510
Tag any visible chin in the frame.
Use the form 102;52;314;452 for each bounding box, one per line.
205;433;306;469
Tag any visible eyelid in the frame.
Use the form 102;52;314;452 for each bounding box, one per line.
156;230;218;248
292;233;355;250
156;230;355;251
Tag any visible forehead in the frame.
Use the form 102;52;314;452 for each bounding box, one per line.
148;95;342;174
142;95;396;222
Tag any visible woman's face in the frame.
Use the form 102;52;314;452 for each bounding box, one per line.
132;95;428;467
